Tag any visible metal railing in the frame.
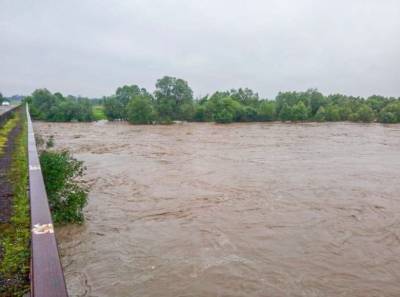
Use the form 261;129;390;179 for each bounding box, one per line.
26;105;68;297
0;105;20;127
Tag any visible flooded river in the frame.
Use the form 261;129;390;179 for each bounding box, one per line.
34;121;400;297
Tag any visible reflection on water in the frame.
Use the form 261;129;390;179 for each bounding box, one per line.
34;121;400;297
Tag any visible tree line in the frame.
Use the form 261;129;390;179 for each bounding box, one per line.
25;89;94;122
21;76;400;124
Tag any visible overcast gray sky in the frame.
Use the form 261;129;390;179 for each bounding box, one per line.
1;0;399;98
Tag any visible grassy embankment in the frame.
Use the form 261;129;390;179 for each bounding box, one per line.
92;105;107;120
0;110;30;296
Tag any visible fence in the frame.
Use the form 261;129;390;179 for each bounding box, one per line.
0;105;21;127
26;105;68;297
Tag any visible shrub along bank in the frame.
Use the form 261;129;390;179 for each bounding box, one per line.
37;136;89;225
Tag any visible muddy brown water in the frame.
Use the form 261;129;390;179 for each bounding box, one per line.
34;121;400;297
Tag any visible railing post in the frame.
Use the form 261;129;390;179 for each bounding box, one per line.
26;104;68;297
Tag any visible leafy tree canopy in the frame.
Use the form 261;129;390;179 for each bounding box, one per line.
127;95;156;124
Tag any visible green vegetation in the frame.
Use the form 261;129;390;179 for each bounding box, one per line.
26;89;94;122
92;105;107;121
0;110;30;296
154;76;194;122
127;95;155;124
0;114;17;151
103;85;153;121
40;150;88;224
0;92;3;105
103;80;400;124
378;101;400;123
17;78;400;124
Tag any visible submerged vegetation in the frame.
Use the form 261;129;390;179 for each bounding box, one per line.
40;148;88;225
0;109;30;296
19;76;400;124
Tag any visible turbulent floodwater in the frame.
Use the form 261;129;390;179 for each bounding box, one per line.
34;121;400;297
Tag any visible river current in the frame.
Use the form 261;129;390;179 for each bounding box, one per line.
34;121;400;297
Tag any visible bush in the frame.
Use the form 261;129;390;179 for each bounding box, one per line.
378;102;400;123
379;111;397;123
352;105;375;123
211;97;242;123
215;108;234;123
40;150;88;224
241;106;258;122
324;105;341;121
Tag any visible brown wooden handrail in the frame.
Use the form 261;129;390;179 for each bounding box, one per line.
26;104;68;297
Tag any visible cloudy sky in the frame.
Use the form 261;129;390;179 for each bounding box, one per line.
1;0;399;98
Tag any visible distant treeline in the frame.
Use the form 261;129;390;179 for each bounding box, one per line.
25;90;94;122
20;76;400;124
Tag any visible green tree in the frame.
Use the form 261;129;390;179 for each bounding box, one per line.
275;89;317;118
257;101;276;121
338;104;353;121
28;90;93;122
366;95;388;113
324;105;341;121
179;102;195;121
126;95;155;124
155;76;193;121
291;101;309;121
214;108;234;123
230;88;259;106
279;103;292;121
116;85;152;106
276;91;298;115
309;89;326;115
103;96;126;120
29;89;58;119
0;92;4;105
212;97;242;123
103;85;152;121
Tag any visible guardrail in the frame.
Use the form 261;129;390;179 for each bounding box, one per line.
26;105;69;297
0;105;21;127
